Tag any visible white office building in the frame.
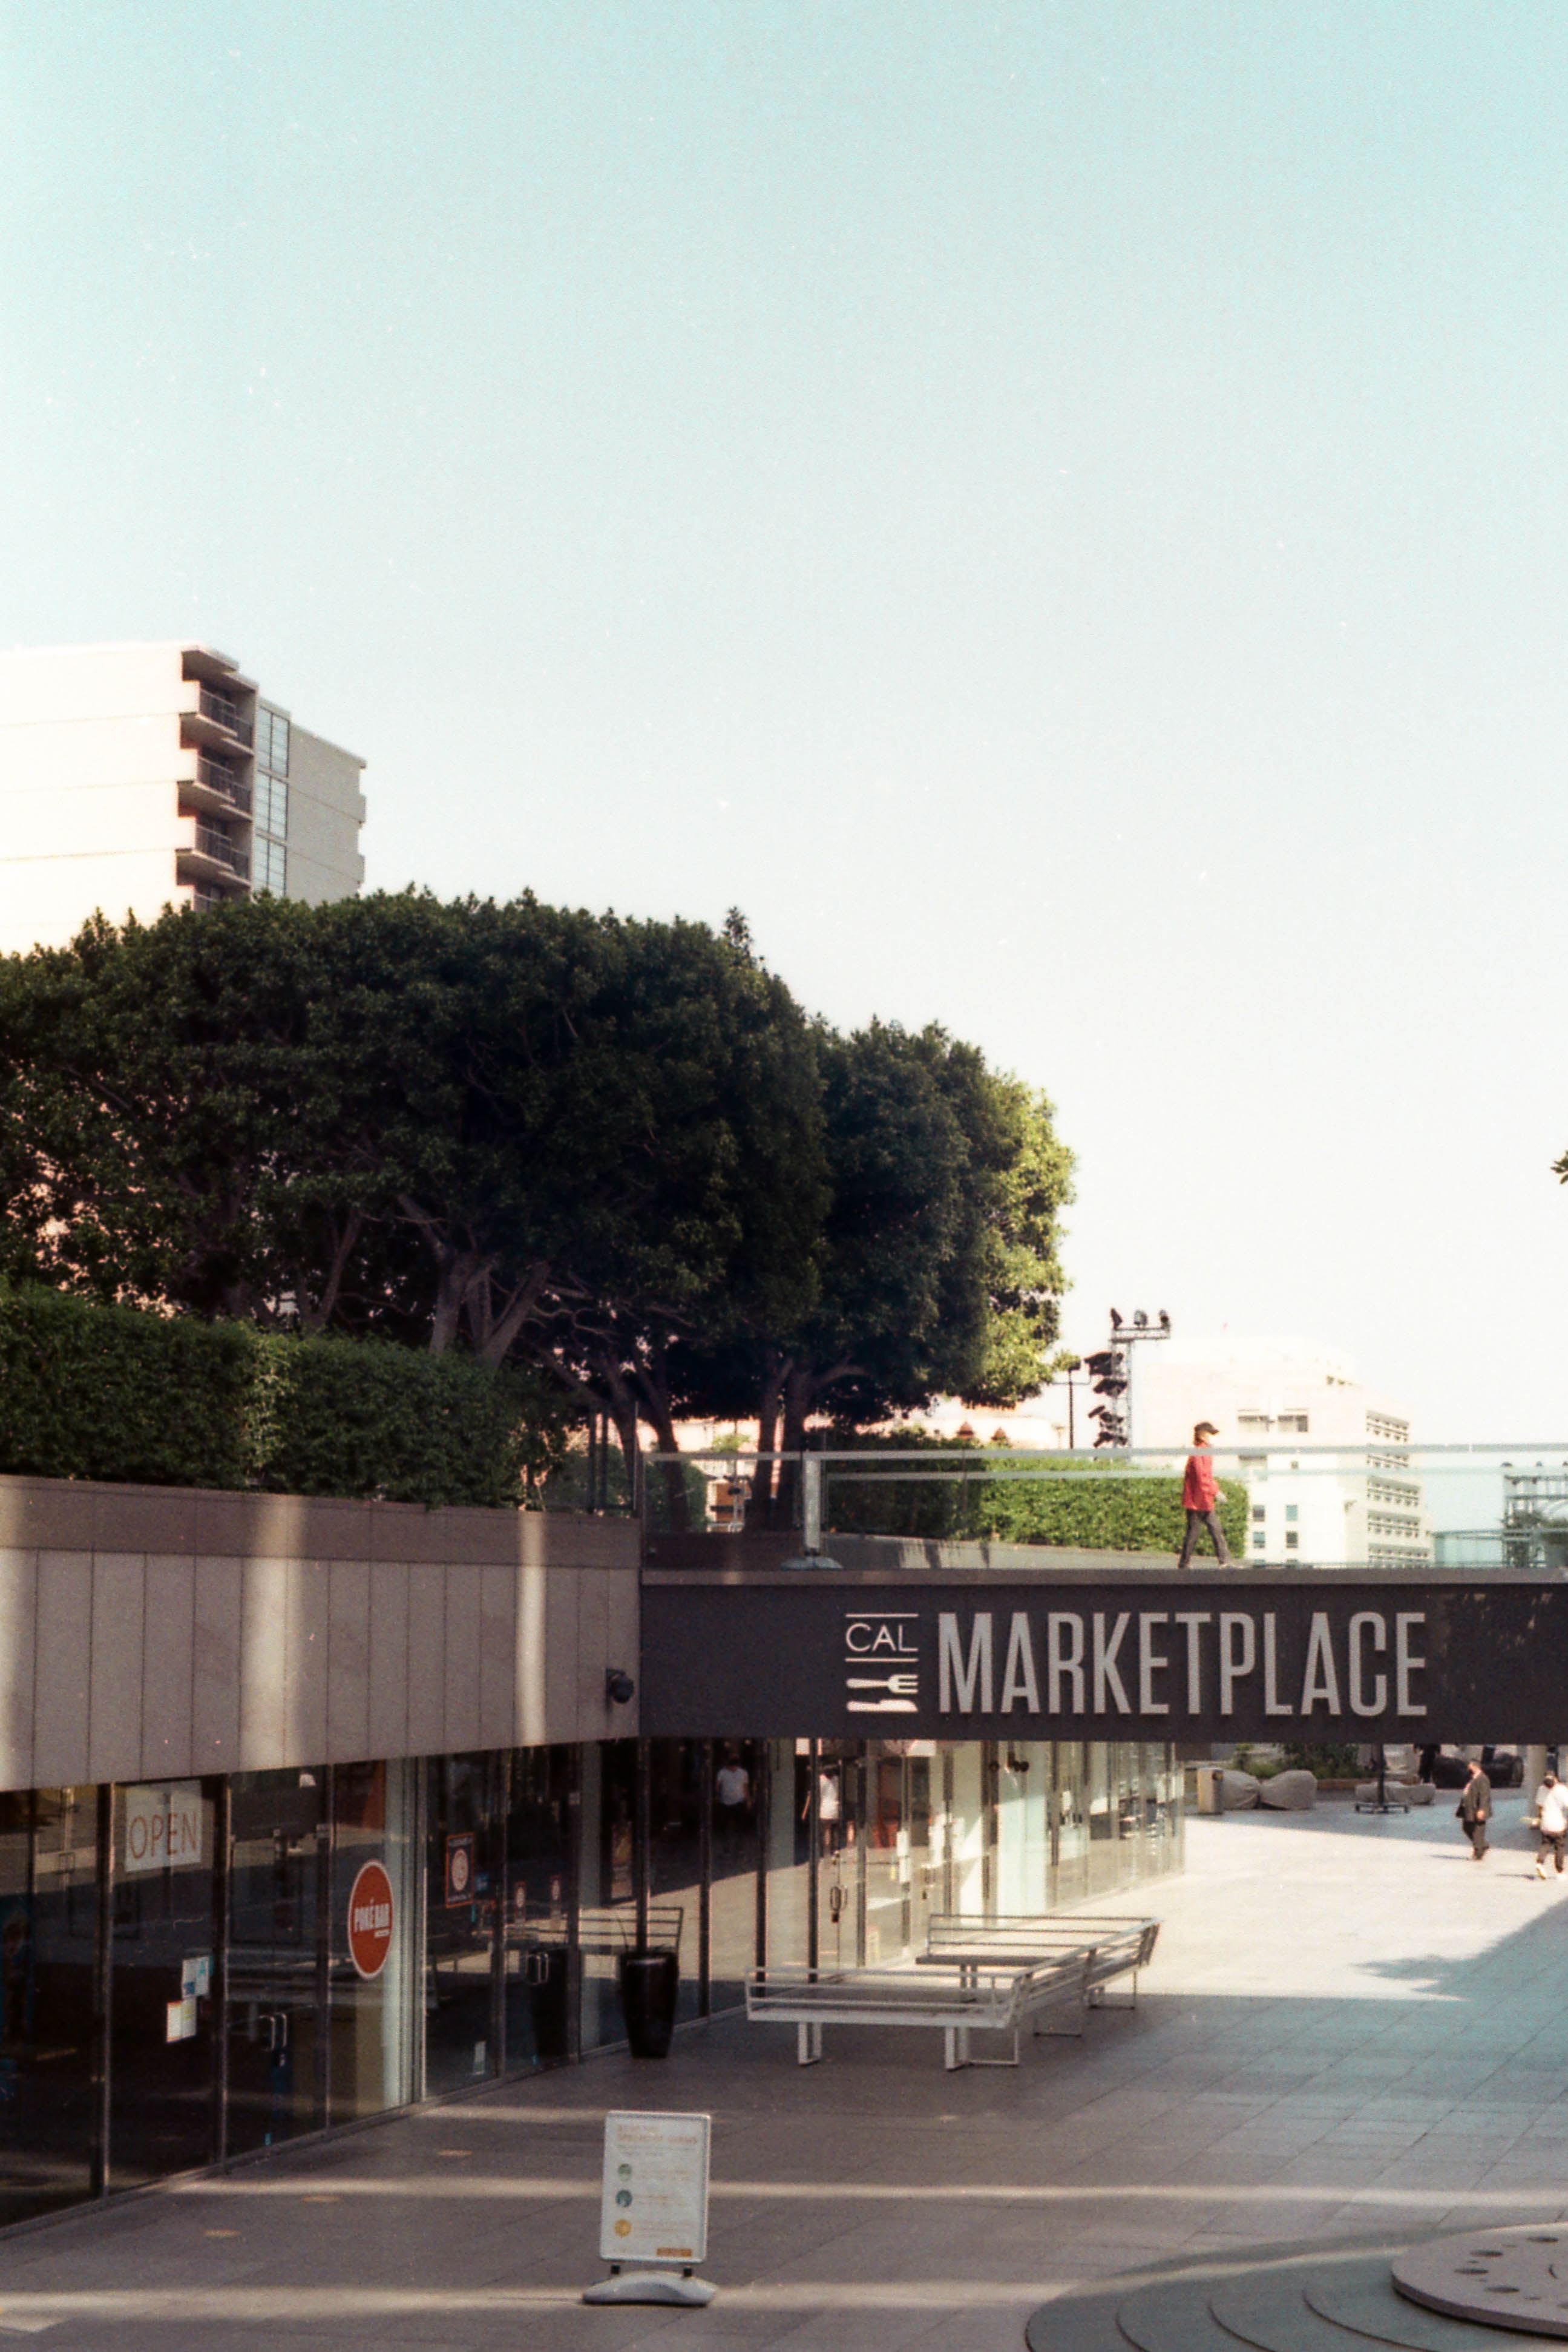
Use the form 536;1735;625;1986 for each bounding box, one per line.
1134;1336;1430;1569
0;642;365;956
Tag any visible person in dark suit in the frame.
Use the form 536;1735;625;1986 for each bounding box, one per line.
1458;1758;1492;1861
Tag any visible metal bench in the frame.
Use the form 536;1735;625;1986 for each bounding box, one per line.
922;1913;1159;2014
744;1954;1090;2071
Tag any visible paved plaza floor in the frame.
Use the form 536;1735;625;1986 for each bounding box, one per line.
6;1789;1568;2351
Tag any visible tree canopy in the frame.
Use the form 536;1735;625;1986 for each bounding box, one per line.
0;891;1073;1494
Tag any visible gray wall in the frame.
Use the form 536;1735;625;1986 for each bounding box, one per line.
284;723;366;904
0;1477;640;1793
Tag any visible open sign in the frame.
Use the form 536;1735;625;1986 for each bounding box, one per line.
123;1783;203;1876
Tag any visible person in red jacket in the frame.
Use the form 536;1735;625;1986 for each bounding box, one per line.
1178;1421;1235;1567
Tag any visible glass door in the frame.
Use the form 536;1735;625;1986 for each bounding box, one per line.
225;1771;326;2157
502;1746;574;2068
110;1779;221;2187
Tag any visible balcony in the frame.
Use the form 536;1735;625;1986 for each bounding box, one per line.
179;757;254;821
182;689;255;753
177;823;252;890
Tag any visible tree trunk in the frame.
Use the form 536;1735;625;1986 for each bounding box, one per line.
751;1357;786;1529
776;1366;821;1532
638;1358;691;1534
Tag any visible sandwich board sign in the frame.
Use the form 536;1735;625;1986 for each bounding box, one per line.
582;2111;715;2307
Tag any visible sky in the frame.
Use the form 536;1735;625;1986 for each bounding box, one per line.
4;1;1568;1442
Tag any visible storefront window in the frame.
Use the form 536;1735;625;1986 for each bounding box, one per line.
0;1788;99;2227
227;1770;326;2156
815;1744;859;1969
329;1761;415;2124
501;1747;574;2069
109;1778;221;2188
577;1741;637;2051
646;1742;703;2024
763;1740;810;1971
995;1741;1049;1914
707;1739;759;2009
424;1755;500;2097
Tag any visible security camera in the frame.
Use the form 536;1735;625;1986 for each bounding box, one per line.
605;1669;635;1705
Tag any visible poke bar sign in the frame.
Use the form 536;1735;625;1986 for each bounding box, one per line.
639;1577;1568;1742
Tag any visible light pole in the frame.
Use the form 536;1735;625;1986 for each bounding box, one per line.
1087;1310;1172;1450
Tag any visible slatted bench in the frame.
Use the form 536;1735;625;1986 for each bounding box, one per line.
922;1912;1159;2014
744;1953;1090;2071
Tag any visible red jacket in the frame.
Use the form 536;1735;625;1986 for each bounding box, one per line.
1182;1450;1217;1510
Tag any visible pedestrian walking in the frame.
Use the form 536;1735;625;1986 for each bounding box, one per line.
1176;1422;1235;1568
1457;1758;1492;1861
1534;1770;1568;1879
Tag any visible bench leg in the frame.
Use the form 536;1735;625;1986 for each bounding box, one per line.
796;2022;822;2066
960;2028;1020;2067
1037;2006;1085;2038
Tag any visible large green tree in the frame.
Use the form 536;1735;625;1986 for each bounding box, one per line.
662;1020;1074;1519
0;895;827;1437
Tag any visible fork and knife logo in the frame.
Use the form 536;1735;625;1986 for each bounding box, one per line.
844;1614;920;1713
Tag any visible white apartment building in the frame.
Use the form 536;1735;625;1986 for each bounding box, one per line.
1134;1335;1430;1569
0;643;366;956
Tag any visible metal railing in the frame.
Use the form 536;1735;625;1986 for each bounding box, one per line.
197;757;252;813
633;1441;1568;1572
198;688;254;746
192;824;251;881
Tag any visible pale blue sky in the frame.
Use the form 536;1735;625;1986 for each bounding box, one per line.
5;2;1568;1445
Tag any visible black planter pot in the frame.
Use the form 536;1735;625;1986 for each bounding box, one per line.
617;1948;679;2058
526;1948;570;2061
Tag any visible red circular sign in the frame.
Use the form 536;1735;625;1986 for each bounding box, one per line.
347;1859;395;1980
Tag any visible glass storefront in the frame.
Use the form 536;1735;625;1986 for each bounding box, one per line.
109;1778;221;2190
0;1737;1181;2237
0;1789;99;2226
228;1770;327;2155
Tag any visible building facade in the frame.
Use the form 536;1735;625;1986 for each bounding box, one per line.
0;1474;1183;2237
0;643;366;956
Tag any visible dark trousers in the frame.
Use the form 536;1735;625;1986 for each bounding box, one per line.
1540;1831;1565;1871
1178;1508;1233;1568
1463;1815;1489;1857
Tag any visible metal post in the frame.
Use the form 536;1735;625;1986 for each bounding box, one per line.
91;1783;113;2199
802;1455;822;1555
807;1741;820;1972
754;1745;770;1973
634;1739;651;1951
698;1743;713;2016
213;1778;231;2167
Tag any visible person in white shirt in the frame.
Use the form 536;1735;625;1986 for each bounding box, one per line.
715;1748;751;1856
1534;1772;1568;1879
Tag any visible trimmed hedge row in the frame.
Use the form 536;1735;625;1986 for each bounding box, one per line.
973;1470;1247;1557
0;1285;564;1508
821;1431;1247;1555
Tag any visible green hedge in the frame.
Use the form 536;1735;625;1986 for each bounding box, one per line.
0;1284;566;1508
821;1430;1247;1555
973;1470;1248;1557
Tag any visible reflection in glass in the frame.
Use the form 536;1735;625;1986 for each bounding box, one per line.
424;1755;499;2097
0;1789;99;2226
329;1761;415;2124
648;1742;701;2024
502;1747;574;2068
578;1741;637;2051
707;1739;759;2010
110;1779;220;2188
226;1769;325;2155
